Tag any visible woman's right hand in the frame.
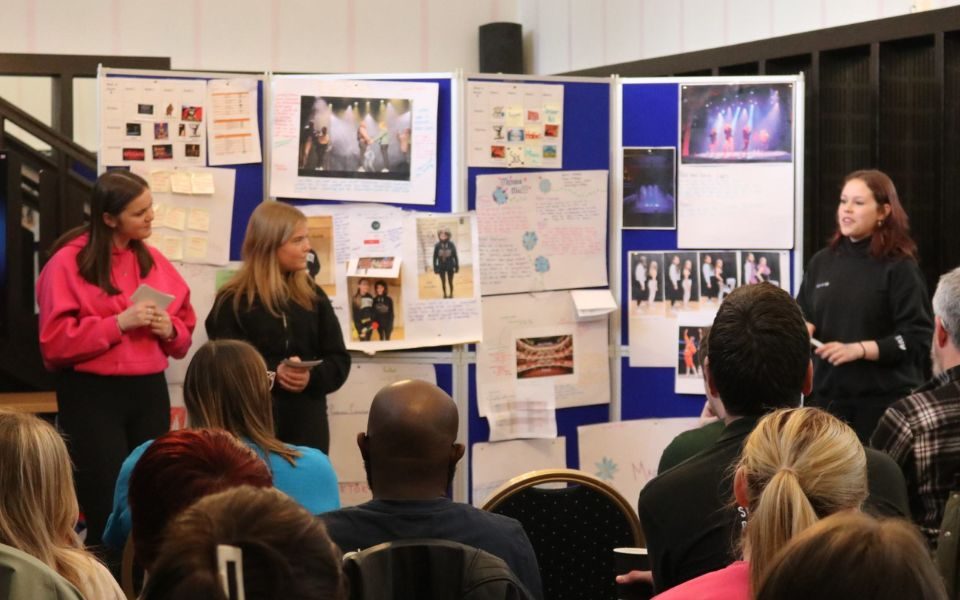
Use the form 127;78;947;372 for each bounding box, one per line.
277;356;311;393
806;321;816;338
117;301;158;332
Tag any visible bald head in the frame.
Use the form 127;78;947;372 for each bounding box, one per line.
360;380;463;499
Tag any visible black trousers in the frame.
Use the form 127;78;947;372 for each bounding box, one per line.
56;371;169;549
274;393;330;455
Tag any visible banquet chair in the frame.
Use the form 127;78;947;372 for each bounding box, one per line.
482;468;644;600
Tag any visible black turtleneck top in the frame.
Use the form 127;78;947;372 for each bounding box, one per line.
797;237;933;402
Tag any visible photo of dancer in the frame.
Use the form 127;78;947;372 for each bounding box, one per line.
516;335;574;379
698;251;738;303
627;251;665;314
739;250;784;287
297;96;412;181
416;216;475;300
622;147;676;229
676;325;710;378
670;251;700;311
680;83;793;164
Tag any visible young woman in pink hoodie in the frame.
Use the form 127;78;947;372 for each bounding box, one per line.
36;170;195;547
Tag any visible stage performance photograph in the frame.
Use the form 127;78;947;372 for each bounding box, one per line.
680;83;793;164
297;95;413;181
622;147;676;229
516;334;574;379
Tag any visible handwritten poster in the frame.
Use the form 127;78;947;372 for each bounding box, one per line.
327;363;437;507
471;438;567;507
99;76;207;169
298;204;482;351
577;418;702;511
476;170;608;296
467;81;564;168
270;77;438;205
477;291;610;417
677;82;796;249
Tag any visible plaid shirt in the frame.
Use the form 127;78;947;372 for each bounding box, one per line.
871;365;960;545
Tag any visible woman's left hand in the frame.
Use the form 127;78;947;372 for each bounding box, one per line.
149;311;175;340
815;342;863;366
277;357;311;393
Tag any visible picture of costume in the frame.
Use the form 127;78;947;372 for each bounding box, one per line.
633;255;647;307
372;281;395;341
352;281;376;341
715;259;730;301
667;255;682;307
700;254;717;300
433;230;459;299
682;265;693;307
647;261;659;305
743;253;757;285
756;256;771;283
358;122;375;173
373;123;390;172
683;329;697;375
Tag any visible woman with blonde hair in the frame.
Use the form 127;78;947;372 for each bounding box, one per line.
206;201;350;453
103;339;341;550
652;407;868;600
0;410;124;599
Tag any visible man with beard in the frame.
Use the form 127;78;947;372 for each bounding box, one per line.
872;266;960;548
321;379;543;599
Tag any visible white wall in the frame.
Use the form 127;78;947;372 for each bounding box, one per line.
521;0;960;75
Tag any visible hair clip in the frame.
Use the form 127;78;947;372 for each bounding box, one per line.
217;544;246;600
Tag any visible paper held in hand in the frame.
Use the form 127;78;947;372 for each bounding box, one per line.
130;283;175;311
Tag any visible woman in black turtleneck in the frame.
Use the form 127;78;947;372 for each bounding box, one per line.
797;169;933;442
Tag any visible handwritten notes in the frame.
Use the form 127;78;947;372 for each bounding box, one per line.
471;438;567;507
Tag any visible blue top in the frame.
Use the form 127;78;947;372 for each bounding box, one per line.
103;437;340;549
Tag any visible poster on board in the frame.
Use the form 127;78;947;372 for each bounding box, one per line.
677;82;795;249
270;77;438;205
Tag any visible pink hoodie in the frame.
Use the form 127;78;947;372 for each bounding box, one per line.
37;234;195;375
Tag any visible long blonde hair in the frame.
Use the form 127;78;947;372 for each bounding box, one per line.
738;408;867;593
184;340;301;466
217;202;317;317
0;410;108;597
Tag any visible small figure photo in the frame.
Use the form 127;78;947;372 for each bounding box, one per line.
154;122;169;140
416;216;475;300
349;276;404;342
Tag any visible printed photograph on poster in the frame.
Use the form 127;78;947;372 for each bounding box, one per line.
270;77;438;205
700;251;738;303
516;335;573;379
306;215;335;296
680;83;793;164
126;123;141;137
627;251;665;316
663;251;700;313
676;321;712;395
415;215;474;300
622;147;676;229
740;250;788;288
348;276;404;342
297;96;412;180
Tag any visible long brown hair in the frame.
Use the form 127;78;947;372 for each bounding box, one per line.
738;408;867;593
184;339;301;466
216;202;317;317
0;411;112;597
829;169;917;260
50;170;155;295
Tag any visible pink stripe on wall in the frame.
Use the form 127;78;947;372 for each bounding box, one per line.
110;0;122;54
25;0;37;52
491;0;500;22
679;0;686;52
193;0;203;68
347;2;357;72
420;0;430;71
567;0;573;71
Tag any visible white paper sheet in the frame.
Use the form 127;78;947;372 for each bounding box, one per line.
270;77;438;205
298;204;482;351
476;170;608;295
327;363;437;507
487;379;558;442
577;418;702;511
571;289;618;321
470;438;567;507
477;291;610;416
466;81;563;169
206;78;262;166
100;76;207;169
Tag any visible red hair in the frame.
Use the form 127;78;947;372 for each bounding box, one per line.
829;169;917;260
128;429;272;569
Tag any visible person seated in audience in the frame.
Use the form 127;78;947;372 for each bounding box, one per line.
321;379;543;599
142;486;345;600
127;429;273;571
625;284;910;594
0;410;124;599
103;339;340;549
872;266;960;547
755;512;947;600
653;407;868;600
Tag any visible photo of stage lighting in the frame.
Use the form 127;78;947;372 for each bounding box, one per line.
622;147;676;229
680;83;793;164
516;335;574;379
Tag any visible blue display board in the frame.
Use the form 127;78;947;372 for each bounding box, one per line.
465;77;613;488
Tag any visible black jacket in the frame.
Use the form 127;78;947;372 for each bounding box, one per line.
205;286;350;406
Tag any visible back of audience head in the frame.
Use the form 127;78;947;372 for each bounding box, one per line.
142;486;345;600
755;512;946;600
0;410;100;595
932;265;960;374
359;379;464;498
184;339;300;465
737;407;867;593
129;428;273;570
706;283;810;416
